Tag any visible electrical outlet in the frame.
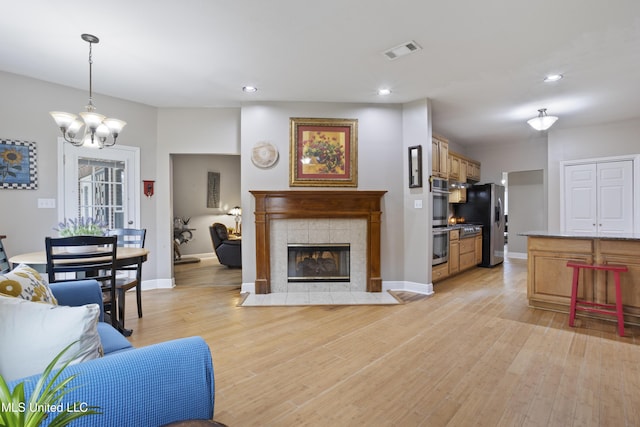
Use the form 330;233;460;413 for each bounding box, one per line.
37;198;56;209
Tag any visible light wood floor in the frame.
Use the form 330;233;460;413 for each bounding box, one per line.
126;258;640;426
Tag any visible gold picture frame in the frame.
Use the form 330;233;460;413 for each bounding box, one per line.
289;117;358;187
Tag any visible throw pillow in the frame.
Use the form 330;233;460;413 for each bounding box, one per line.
0;263;57;304
0;294;102;382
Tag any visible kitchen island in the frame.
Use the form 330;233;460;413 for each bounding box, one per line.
522;231;640;326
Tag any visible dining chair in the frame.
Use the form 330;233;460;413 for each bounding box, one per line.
106;228;146;331
45;235;119;327
0;235;10;274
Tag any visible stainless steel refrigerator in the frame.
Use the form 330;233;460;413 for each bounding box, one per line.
454;183;505;267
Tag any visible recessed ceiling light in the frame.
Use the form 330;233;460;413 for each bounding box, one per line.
377;88;392;96
242;86;258;93
543;74;563;83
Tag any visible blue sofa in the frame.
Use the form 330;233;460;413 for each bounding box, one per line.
7;280;215;426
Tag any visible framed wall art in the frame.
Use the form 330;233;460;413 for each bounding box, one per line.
289;117;357;187
207;171;220;208
408;145;422;188
0;139;38;190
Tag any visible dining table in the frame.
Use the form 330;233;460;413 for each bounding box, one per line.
9;247;149;336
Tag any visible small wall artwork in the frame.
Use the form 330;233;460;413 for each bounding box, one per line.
0;139;38;190
207;171;220;208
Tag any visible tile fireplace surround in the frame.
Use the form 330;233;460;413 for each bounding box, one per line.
250;190;387;294
271;218;366;293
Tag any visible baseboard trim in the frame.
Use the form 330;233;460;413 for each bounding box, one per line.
141;278;174;291
241;280;434;295
507;251;528;260
383;281;434;295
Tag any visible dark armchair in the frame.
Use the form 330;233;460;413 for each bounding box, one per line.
209;223;241;268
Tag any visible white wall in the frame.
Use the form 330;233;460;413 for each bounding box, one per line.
466;136;547;184
0;71;159;277
157;108;241;284
172;154;241;255
507;170;545;254
240;102;405;287
402;99;432;284
547;117;640;230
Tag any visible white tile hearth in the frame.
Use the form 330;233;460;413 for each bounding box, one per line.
239;291;401;307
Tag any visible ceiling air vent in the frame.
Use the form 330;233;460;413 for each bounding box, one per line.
383;40;422;60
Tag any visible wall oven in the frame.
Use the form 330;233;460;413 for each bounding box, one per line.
432;227;449;266
432;177;449;227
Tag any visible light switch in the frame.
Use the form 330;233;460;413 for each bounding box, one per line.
414;199;423;209
37;198;56;209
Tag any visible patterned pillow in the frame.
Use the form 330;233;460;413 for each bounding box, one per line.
0;263;57;305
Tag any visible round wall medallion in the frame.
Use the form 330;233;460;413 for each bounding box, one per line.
251;142;279;168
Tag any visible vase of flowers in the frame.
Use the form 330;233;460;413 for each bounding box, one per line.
53;218;106;253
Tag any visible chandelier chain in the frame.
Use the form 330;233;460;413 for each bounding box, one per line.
87;40;95;111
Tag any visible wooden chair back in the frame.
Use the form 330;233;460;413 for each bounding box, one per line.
107;228;146;249
45;235;119;327
0;235;9;274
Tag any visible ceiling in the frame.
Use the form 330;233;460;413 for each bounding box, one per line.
1;1;639;147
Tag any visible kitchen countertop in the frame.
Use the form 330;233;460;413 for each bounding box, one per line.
437;224;483;231
520;230;640;241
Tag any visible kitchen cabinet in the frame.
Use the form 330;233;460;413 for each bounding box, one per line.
459;237;476;271
448;150;480;183
467;160;481;182
563;160;633;234
474;235;482;264
449;155;461;181
449;187;467;203
432;136;449;178
448;154;467;182
432;228;482;282
432;262;449;282
525;233;640;325
449;229;460;275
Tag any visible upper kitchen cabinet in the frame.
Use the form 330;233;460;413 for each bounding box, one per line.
448;155;466;182
432;135;449;178
467;160;481;182
448;151;481;183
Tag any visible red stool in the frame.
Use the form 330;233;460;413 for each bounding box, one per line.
567;261;628;336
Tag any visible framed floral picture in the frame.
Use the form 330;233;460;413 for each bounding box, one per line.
0;139;38;190
289;117;358;187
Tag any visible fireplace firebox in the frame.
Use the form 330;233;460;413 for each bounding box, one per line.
287;243;350;282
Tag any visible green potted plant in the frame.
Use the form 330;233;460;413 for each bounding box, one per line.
0;341;100;427
53;218;106;253
54;218;106;237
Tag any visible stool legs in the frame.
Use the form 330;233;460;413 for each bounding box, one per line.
569;266;580;328
614;271;624;337
567;262;627;337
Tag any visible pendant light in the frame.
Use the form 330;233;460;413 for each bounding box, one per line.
50;34;126;148
527;108;558;131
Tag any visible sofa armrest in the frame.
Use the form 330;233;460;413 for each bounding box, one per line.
50;279;105;322
9;336;215;426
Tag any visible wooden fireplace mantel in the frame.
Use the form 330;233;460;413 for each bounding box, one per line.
250;190;387;294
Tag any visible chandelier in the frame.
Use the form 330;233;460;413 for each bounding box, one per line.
50;34;126;148
527;108;558;131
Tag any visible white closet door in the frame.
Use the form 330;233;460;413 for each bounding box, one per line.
564;163;598;233
597;160;633;233
563;160;633;234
